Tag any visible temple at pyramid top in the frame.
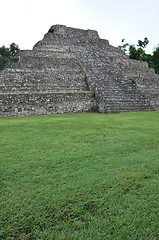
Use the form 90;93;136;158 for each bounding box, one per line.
48;24;99;38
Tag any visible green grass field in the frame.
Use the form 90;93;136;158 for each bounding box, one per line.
0;112;159;240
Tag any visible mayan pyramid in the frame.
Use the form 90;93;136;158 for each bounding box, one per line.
0;25;158;117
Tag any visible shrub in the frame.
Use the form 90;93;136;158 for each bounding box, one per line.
128;76;137;86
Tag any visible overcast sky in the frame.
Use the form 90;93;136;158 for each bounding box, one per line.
0;0;158;53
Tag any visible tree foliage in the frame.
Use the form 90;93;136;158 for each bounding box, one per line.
152;45;159;74
0;43;19;70
118;38;159;74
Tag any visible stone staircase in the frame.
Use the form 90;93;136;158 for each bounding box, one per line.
70;46;153;113
99;43;159;108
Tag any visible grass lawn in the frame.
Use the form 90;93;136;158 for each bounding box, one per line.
0;112;159;240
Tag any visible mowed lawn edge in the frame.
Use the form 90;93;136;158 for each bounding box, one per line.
0;112;159;239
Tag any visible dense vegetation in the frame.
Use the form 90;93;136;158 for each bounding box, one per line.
1;112;159;239
118;38;159;74
0;43;19;70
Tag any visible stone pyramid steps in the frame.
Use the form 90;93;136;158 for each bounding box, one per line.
0;30;96;117
117;59;159;108
8;55;82;71
0;43;96;117
102;46;159;108
0;70;88;93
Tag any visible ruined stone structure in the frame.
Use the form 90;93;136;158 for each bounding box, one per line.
0;25;158;117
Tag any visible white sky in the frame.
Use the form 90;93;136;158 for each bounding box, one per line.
0;0;159;53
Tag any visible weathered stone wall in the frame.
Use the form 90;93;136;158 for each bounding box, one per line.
0;24;158;117
0;91;96;117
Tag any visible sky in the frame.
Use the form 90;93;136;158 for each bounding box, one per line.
0;0;159;53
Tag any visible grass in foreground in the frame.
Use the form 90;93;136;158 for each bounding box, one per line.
0;112;159;240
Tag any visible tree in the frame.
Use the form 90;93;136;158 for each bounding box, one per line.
9;43;19;57
118;39;129;54
152;45;159;74
137;37;149;48
0;46;10;70
128;44;138;59
118;37;149;60
118;38;159;74
0;43;19;70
